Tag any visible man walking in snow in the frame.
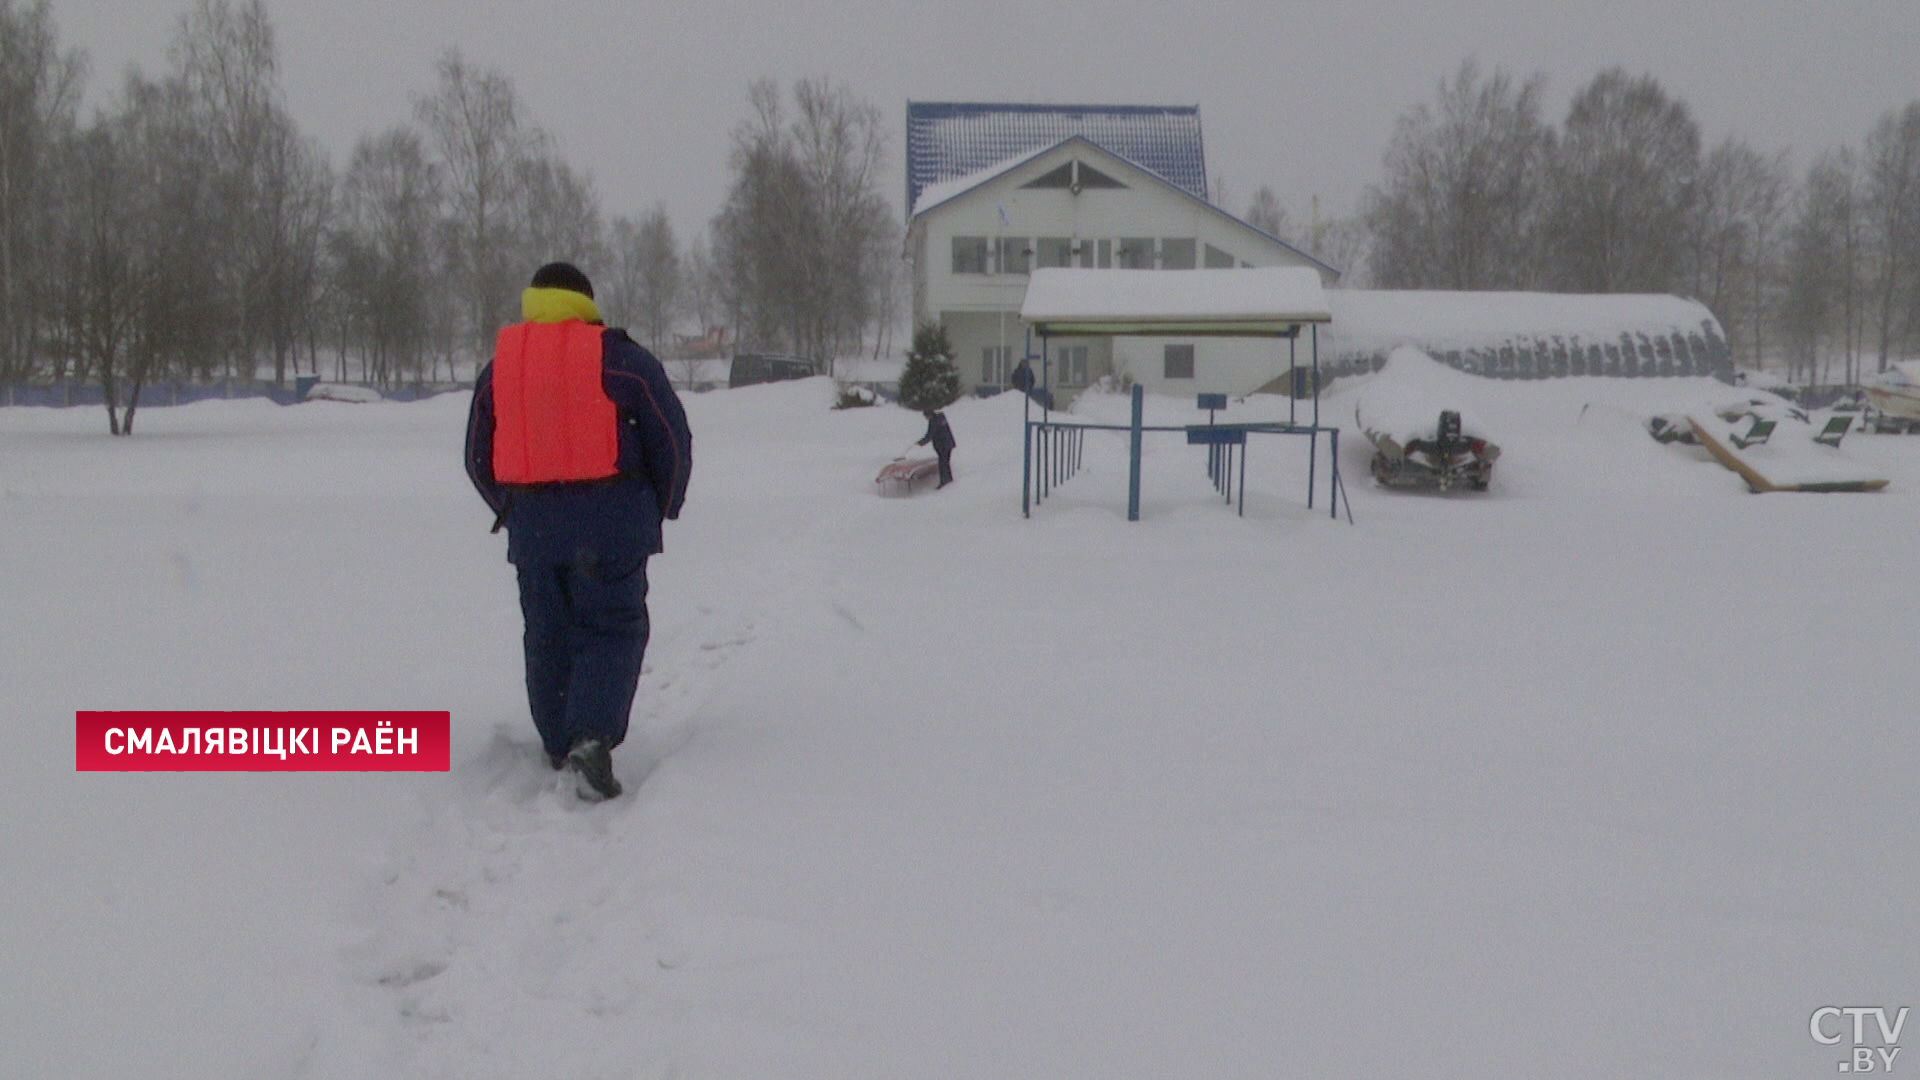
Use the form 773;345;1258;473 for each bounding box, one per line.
465;262;692;801
917;409;956;488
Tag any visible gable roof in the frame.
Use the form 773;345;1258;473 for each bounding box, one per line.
906;102;1207;216
908;140;1060;218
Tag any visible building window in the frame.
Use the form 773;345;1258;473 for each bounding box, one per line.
1160;238;1196;269
1035;237;1074;269
952;236;988;274
1164;344;1195;379
996;237;1030;275
1056;345;1089;386
1095;239;1112;268
1204;243;1236;268
982;345;1014;385
1118;238;1154;269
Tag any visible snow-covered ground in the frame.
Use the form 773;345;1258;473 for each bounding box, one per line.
4;362;1916;1078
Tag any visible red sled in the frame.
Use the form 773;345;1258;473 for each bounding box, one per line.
875;456;939;496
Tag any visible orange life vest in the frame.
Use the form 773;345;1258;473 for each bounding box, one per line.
491;320;621;483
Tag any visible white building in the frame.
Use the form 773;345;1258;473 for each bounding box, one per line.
903;103;1339;402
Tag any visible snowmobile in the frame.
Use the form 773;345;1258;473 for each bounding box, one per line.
1365;409;1499;491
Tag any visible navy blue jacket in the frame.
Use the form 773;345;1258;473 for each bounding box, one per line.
918;411;956;454
466;327;691;565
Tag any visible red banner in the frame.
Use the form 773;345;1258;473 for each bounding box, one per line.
75;711;451;771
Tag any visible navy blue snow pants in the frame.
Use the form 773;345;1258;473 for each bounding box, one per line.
515;553;650;761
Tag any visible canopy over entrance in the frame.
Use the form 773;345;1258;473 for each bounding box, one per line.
1015;266;1348;523
1019;267;1331;338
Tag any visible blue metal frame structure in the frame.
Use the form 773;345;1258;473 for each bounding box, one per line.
1021;324;1353;523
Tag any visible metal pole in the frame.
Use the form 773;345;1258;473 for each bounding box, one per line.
1042;334;1052;423
1044;424;1059;499
1128;383;1144;521
1023;332;1034;518
1308;429;1318;510
1022;422;1032;517
1312;323;1321;430
1330;428;1342;521
1238;440;1248;516
1289;333;1298;427
1304;329;1317;509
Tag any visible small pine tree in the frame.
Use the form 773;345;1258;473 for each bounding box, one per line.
898;321;961;413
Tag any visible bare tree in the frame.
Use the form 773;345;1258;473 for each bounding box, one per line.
1363;59;1553;290
1314;216;1374;288
865;226;904;361
0;0;85;384
50;71;222;433
1825;150;1870;385
1740;153;1791;371
250;112;332;385
1685;139;1790;367
1863;102;1920;372
415;49;547;367
333;126;442;384
1783;151;1866;384
711;77;897;369
1544;68;1700;294
712;81;811;354
47;124;138;421
791;76;896;371
1245;185;1293;242
172;0;287;381
518;151;605;271
606;203;682;353
682;235;721;338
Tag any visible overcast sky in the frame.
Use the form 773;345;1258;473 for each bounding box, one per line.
41;0;1920;240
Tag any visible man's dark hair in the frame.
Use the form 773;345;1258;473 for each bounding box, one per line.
530;261;594;299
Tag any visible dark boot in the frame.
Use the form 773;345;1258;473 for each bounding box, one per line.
566;738;622;801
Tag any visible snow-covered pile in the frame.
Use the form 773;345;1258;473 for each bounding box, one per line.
6;373;1918;1078
1353;346;1499;443
305;382;386;403
1867;359;1920;390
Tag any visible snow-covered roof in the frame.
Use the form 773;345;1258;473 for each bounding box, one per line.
906;102;1207;216
1324;289;1731;380
1020;267;1330;337
907;141;1060;218
1329;290;1718;344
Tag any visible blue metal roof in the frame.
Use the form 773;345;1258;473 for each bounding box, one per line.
906;102;1207;216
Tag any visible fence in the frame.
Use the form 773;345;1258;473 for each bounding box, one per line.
1023;384;1352;523
1;378;465;409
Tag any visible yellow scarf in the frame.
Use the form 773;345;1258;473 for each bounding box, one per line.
521;287;602;324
